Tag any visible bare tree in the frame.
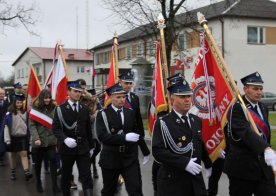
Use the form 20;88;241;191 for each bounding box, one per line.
0;0;39;35
102;0;188;70
101;0;233;72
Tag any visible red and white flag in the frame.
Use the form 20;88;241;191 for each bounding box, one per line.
51;54;68;105
43;44;68;105
148;42;168;136
191;33;236;161
26;65;42;111
29;109;53;129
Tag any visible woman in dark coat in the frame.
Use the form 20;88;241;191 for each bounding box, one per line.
29;89;60;193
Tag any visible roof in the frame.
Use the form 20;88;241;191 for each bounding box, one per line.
92;0;276;50
12;47;93;66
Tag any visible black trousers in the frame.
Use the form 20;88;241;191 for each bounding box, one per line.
101;160;143;196
60;153;93;192
228;175;276;196
152;160;161;191
32;146;58;186
208;158;224;196
90;139;101;170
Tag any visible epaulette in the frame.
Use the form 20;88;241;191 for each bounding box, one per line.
159;113;169;120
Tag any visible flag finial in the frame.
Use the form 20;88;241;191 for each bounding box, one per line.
197;12;208;26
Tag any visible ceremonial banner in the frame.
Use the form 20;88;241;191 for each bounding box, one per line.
104;47;116;108
148;42;167;136
191;34;235;161
26;65;42;111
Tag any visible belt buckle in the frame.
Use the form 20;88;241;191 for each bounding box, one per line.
119;145;125;152
77;137;82;143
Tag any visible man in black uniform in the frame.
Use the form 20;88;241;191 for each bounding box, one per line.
96;83;143;196
119;71;150;164
0;88;9;166
152;79;212;196
8;82;23;104
53;80;94;196
224;72;276;196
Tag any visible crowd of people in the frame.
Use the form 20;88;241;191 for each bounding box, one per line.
0;71;276;196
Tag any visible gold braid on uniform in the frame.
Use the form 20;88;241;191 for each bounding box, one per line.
160;120;193;155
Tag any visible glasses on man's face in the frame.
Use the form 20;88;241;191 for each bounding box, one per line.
124;82;133;85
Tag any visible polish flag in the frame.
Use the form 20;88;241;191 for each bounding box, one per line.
29;109;53;129
51;54;68;105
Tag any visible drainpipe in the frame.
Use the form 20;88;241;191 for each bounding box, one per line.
219;17;225;57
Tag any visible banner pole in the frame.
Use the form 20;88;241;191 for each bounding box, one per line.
197;12;261;136
157;13;171;111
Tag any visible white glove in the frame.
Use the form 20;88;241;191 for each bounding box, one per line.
125;133;140;142
185;158;202;175
142;155;150;165
264;148;276;167
219;150;226;159
89;148;94;158
206;168;212;179
64;137;77;148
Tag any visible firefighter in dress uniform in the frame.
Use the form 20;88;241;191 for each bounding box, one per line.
223;72;276;196
152;79;212;196
96;83;143;196
52;80;94;196
118;71;150;164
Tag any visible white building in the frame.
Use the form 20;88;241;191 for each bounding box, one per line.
92;0;276;93
12;47;94;88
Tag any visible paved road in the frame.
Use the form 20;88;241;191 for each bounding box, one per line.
0;150;231;196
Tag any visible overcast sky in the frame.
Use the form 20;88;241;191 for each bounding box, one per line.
0;0;222;79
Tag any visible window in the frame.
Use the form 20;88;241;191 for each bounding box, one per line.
95;53;100;65
147;42;155;56
103;52;109;64
126;46;131;59
247;26;265;44
17;69;20;79
25;68;29;78
178;34;186;50
21;68;24;78
77;66;85;73
136;42;144;57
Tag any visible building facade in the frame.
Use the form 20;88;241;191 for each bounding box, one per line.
12;47;94;88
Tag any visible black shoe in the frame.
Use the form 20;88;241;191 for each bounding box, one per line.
10;173;16;180
36;182;43;193
25;172;33;181
0;160;5;166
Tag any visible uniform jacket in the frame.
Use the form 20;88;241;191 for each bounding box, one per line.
0;100;9;155
29;107;57;148
223;96;273;180
96;105;139;169
128;92;150;156
152;110;212;196
52;100;93;155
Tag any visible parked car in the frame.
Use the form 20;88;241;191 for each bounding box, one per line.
261;92;276;111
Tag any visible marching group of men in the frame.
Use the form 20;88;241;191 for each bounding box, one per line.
1;70;276;196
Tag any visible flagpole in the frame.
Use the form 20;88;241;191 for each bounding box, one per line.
157;13;171;111
113;32;119;82
197;12;261;136
58;44;69;80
